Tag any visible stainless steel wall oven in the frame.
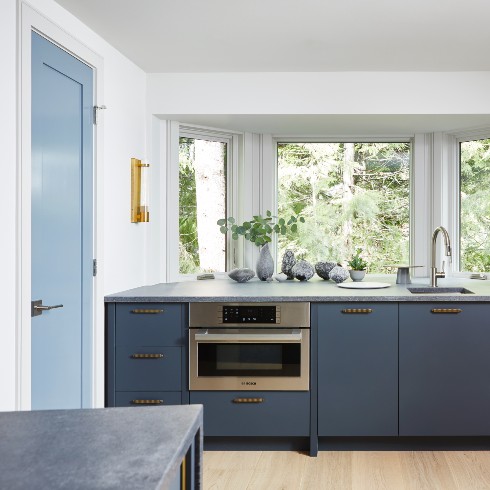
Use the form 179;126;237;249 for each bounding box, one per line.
189;302;310;391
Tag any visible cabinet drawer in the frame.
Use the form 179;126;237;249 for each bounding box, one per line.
115;345;181;391
189;391;309;436
115;391;182;407
115;303;183;346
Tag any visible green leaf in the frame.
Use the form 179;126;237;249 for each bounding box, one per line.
273;224;280;232
291;223;298;233
243;221;251;230
266;210;272;217
231;224;238;232
219;226;227;234
281;225;287;234
264;236;272;243
217;218;226;226
299;217;305;223
245;233;250;240
227;217;235;223
278;218;285;226
265;225;272;233
237;226;245;234
232;233;238;240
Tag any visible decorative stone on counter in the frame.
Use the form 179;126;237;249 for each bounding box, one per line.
228;268;255;283
315;261;337;280
281;250;296;280
329;265;349;283
292;260;315;281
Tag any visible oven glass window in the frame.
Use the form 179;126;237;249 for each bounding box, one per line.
198;343;301;377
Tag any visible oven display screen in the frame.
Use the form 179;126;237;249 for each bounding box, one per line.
222;305;276;323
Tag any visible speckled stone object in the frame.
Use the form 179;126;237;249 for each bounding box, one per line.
256;243;274;281
281;250;296;279
329;265;349;283
228;268;255;283
292;260;315;281
315;261;337;280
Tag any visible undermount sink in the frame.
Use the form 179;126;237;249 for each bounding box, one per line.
407;287;474;295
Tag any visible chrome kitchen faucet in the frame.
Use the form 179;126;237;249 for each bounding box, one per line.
430;226;452;287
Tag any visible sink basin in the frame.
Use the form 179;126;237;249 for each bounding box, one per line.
407;287;474;295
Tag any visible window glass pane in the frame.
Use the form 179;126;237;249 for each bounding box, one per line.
460;138;490;272
179;137;227;274
277;142;410;272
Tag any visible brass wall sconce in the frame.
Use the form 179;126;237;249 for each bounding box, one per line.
131;158;150;223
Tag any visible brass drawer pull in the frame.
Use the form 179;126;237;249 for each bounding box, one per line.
130;399;164;405
232;397;264;404
131;309;164;314
341;308;373;314
431;308;462;314
130;353;165;359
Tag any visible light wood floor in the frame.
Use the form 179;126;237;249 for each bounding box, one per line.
203;451;490;490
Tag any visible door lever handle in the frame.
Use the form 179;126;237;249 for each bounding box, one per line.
31;300;63;317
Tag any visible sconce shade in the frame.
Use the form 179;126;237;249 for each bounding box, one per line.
131;158;150;223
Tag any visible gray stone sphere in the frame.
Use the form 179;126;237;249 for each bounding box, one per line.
315;261;337;280
292;260;315;281
228;268;255;283
329;265;349;283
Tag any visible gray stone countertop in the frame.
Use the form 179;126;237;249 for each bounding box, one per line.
105;274;490;303
0;405;203;490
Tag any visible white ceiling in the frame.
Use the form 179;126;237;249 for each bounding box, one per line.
55;0;490;73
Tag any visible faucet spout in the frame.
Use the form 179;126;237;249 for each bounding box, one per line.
430;226;452;287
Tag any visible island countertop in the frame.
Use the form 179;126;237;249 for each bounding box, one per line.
0;406;203;490
105;275;490;303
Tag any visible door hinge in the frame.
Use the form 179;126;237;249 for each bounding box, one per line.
93;105;107;125
93;259;98;277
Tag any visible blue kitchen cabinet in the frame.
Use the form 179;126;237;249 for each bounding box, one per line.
189;391;310;436
316;303;398;436
106;303;186;407
399;303;490;436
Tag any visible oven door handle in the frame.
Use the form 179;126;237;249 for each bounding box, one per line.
194;329;303;342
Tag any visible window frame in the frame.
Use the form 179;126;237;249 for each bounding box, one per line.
454;129;490;273
273;136;413;272
175;125;239;278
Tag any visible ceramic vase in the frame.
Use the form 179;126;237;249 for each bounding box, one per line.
256;243;274;281
349;269;366;282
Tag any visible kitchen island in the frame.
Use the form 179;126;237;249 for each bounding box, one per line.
0;405;203;489
104;274;490;303
105;275;490;456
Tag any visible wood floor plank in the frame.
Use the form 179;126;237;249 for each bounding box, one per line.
445;451;490;490
399;451;457;490
300;451;352;490
203;451;262;490
246;451;308;490
352;451;404;490
203;450;490;490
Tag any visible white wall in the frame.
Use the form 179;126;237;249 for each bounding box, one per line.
148;72;490;114
1;0;150;410
0;0;19;412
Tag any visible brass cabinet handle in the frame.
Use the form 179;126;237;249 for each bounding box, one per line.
130;353;165;359
341;308;373;314
130;399;164;405
232;398;264;404
431;308;462;314
131;309;164;314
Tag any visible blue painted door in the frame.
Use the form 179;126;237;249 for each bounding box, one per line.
31;32;93;409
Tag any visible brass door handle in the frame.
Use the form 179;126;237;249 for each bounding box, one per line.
232;398;264;404
130;399;164;405
341;308;373;314
131;309;164;314
130;353;165;359
431;308;462;314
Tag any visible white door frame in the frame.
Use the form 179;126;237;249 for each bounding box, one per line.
18;2;105;409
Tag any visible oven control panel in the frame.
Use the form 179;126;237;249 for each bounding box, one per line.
222;305;278;324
